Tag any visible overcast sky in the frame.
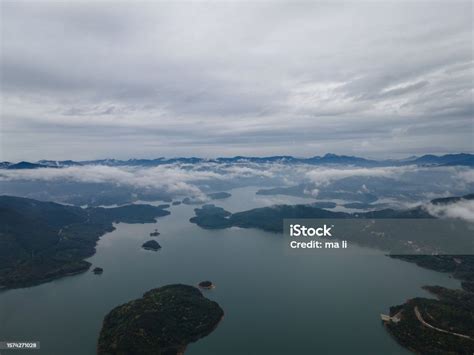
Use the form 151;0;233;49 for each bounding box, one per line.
1;1;472;161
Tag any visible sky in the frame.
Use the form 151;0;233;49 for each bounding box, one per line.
1;1;473;161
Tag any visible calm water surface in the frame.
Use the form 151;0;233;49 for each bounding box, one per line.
0;187;460;354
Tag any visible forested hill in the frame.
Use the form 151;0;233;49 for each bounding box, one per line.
0;195;170;289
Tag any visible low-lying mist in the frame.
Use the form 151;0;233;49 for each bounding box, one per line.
0;162;472;209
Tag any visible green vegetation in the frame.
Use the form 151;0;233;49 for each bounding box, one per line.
150;229;160;236
385;286;474;354
0;195;170;289
198;280;215;289
462;282;474;292
190;203;349;232
189;203;471;255
189;204;232;229
189;203;435;232
390;255;474;284
384;255;474;353
97;284;223;355
142;240;161;251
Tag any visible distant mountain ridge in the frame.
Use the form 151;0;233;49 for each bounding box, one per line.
1;153;473;169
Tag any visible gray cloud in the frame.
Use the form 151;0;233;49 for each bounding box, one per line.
1;1;472;160
1;163;471;201
425;200;474;223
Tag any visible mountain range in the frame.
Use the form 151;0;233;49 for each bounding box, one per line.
1;153;473;169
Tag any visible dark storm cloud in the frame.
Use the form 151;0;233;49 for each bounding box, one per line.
1;1;472;160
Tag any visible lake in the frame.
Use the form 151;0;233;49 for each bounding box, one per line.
0;187;460;354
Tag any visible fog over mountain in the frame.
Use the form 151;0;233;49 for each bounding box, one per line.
1;158;473;211
1;1;472;160
2;3;474;355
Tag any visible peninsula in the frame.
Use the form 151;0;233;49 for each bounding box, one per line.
0;195;170;289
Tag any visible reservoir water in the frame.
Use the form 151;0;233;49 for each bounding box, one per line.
0;187;460;354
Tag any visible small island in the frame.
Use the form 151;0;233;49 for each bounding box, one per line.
93;267;104;275
198;280;215;289
207;192;231;200
150;229;160;237
172;201;181;206
97;284;224;355
142;240;161;251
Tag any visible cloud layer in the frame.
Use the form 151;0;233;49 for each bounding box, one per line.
425;199;474;223
1;1;473;160
1;163;472;206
